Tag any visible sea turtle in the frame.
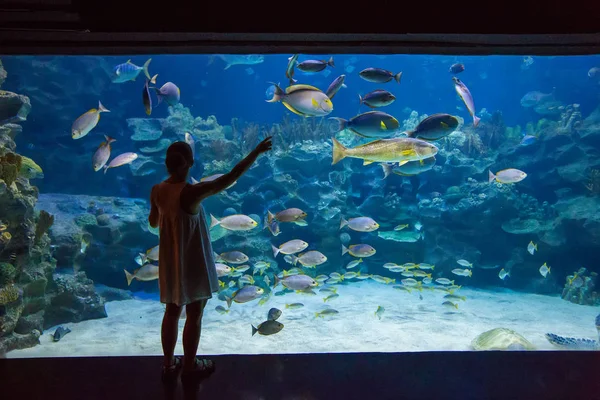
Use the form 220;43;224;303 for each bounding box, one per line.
471;328;536;351
545;313;600;350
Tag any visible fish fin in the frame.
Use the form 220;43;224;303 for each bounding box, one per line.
291;255;299;266
126;59;132;64
224;63;232;70
341;244;348;256
328;56;335;67
394;72;403;83
267;210;275;224
488;170;496;183
358;94;363;105
282;102;305;116
251;325;258;336
381;163;392;179
98;101;110;113
405;130;416;138
380;121;387;130
339;216;348;230
210;214;220;229
473;115;481;127
226;296;233;308
285;84;321;94
273;275;280;288
104;135;116;144
139;253;148;265
266;82;284;103
150;74;158;85
124;269;134;286
329;117;348;134
142;58;152;80
103;165;109;174
271;244;280;258
363;160;374;166
331;137;347;165
397;160;410;166
311;98;319;109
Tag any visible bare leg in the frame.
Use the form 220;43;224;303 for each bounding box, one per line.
182;299;207;371
162;303;183;368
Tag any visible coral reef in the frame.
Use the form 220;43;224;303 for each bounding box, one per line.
561;268;599;306
34;210;54;245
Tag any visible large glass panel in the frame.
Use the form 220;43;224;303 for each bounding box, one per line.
1;54;599;358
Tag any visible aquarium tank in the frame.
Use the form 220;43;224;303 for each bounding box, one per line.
0;53;599;358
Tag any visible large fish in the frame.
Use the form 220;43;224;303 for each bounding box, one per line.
71;101;110;139
296;57;334;73
111;59;152;83
92;135;116;172
359;68;402;83
359;90;396;108
453;77;480;127
405;113;459;141
267;83;333;117
226;285;264;307
155;82;180;106
331;137;438;166
330;111;399;138
103;152;138;174
124;264;158;285
520;89;555;108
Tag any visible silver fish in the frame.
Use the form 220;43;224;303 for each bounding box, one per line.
452;77;480;127
104;152;138;174
72;101;110;139
92;135;116;172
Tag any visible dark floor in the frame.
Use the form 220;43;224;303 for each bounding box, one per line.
2;351;600;400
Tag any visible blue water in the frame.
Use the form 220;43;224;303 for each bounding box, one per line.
1;53;600;355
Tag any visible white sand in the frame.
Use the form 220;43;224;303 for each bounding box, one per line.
7;281;600;358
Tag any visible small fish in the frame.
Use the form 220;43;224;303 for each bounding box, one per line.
329;272;343;280
239;274;255;286
267;307;282;321
264;275;271;286
359;67;402;84
451;269;472;277
226;285;265;307
215;305;230;314
402;263;418;269
343;272;358;280
488;169;527;184
520;135;537;146
412;270;431;278
422;277;433;285
252;320;284;336
405;114;459;141
52;326;71;342
296;56;334;73
393;285;412;293
394;224;409;231
268;208;308;223
359;90;396;108
401;271;414;277
319;286;337;294
315;308;339;318
272;239;309;257
124;264;159;285
539;262;551;278
457;259;473;268
527;241;537;255
330;111;399;139
215;263;232;277
154;82;180;106
291;251;327;268
340;216;379;232
323;293;339;302
316;275;329;283
72;101;110;139
284;255;295;265
285;303;304;309
325;74;347;99
499;268;510;280
442;301;459;310
375;306;385;320
418;263;435;270
569;275;584;288
452;77;480;127
342;244;376;258
257;292;272;306
92;135;116;172
111;58;151;83
142;74;158;115
265;215;281;237
286;54;299;85
444;294;466;301
274;274;318;291
346;259;363;269
401;278;419;287
371;275;395;284
325;278;340;285
138;245;159;265
103;152;138;174
449;63;465;74
388;267;405;273
233;265;251;273
215;251;249;264
253;261;271;276
210;214;258;231
435;278;454;285
383;262;399;269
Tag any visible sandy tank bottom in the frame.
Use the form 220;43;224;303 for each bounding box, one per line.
7;281;600;358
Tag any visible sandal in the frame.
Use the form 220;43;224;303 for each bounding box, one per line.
161;356;182;383
181;358;216;383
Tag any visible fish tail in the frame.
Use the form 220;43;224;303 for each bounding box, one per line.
394;72;403;83
288;78;297;86
341;244;348;256
271;244;280;258
315;312;320;318
142;58;152;80
98;101;110;113
331;137;347;165
150;74;158;85
273;274;280;288
339;216;348;230
251;325;258;336
210;214;220;229
226;296;233;309
329;117;348;134
328;56;335;67
105;135;116;144
453;303;459;310
103;164;109;175
381;163;392;179
473;115;481;127
266;82;284;103
124;269;134;286
488;170;496;183
405;129;416;138
290;255;299;266
267;210;275;224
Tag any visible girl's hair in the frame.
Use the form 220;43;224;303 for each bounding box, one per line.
165;141;194;176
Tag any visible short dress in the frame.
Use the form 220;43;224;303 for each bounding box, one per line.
152;180;219;306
